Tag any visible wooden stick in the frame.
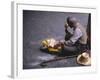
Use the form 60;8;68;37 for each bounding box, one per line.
40;54;78;67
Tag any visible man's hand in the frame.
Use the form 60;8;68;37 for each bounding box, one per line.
64;40;73;46
65;23;69;29
60;40;65;44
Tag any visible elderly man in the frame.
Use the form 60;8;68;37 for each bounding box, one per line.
60;17;88;54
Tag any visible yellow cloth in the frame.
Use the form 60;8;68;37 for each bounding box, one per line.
41;38;62;52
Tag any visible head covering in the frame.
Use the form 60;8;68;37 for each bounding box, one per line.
77;52;91;65
67;17;78;26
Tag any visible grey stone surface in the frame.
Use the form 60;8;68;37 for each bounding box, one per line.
23;10;89;69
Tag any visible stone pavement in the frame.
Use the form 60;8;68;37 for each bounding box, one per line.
23;10;89;69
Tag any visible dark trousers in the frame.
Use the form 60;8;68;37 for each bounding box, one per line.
60;43;87;56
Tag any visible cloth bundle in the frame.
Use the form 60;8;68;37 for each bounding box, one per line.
41;38;62;52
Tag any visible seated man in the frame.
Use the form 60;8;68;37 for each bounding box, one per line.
60;17;88;55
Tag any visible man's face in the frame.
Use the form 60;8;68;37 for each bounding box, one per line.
67;21;74;28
